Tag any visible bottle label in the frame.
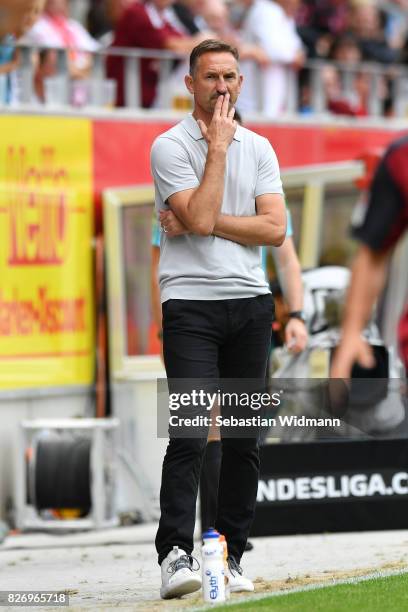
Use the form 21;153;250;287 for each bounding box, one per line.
204;569;225;601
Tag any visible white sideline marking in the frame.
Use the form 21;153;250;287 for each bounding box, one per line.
190;566;408;610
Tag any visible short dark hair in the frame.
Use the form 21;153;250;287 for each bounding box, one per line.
189;39;239;76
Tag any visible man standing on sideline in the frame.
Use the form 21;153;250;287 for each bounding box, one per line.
331;135;408;378
151;207;308;552
151;39;286;599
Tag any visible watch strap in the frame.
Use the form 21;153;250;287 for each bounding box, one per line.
289;310;306;322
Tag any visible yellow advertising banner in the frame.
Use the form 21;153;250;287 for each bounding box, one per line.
0;116;94;389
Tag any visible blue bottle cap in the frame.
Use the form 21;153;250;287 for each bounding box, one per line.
202;528;220;539
203;527;220;540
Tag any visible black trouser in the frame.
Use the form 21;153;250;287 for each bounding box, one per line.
200;342;274;533
199;439;222;533
155;295;273;565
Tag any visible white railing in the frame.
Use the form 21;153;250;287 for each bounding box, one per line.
1;44;407;118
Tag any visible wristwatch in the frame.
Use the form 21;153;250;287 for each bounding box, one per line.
289;310;307;324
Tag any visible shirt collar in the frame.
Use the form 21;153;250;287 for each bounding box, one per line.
183;113;242;142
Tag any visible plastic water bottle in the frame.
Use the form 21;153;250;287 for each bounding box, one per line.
219;534;230;599
202;528;226;604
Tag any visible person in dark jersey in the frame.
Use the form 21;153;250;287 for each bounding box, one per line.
331;134;408;378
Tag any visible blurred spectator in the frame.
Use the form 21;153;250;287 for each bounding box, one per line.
21;0;100;77
199;0;269;63
106;0;209;108
87;0;135;44
0;0;45;39
0;0;45;103
155;0;268;108
316;30;390;117
89;0;206;42
170;0;206;34
321;64;370;115
380;0;408;51
348;0;400;63
106;0;134;26
154;0;219;108
238;0;305;117
32;47;58;102
330;31;362;62
87;0;111;40
0;34;18;104
332;32;390;116
0;0;44;40
296;0;349;58
322;33;369;116
200;0;232;36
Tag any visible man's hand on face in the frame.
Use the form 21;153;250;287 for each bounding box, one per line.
197;93;237;153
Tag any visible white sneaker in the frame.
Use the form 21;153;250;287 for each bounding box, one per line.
160;546;202;599
227;556;254;593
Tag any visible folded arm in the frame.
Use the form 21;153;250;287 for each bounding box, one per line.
167;94;236;236
212;193;286;246
167;151;225;236
162;193;286;246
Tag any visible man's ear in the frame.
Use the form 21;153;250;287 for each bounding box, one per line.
185;74;194;95
238;73;243;94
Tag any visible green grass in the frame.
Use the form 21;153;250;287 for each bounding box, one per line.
215;572;408;612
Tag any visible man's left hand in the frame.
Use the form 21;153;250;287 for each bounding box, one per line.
160;210;189;237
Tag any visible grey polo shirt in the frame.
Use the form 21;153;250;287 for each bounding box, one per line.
150;113;283;302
